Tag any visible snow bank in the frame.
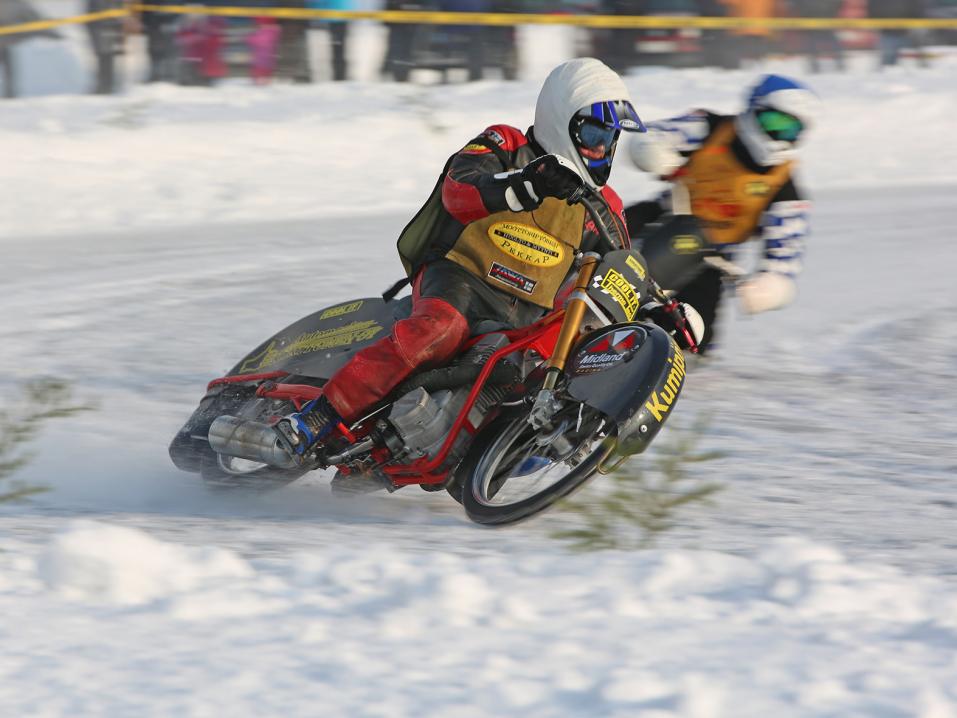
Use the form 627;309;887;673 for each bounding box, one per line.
3;521;956;716
4;53;956;238
37;520;252;605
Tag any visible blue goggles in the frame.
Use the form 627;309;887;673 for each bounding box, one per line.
576;120;618;149
571;100;647;150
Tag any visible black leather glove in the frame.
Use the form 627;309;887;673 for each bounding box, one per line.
521;154;585;202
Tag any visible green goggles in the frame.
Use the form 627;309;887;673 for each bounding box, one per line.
756;109;804;142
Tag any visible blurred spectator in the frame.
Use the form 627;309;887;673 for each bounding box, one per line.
308;0;352;82
140;0;177;82
719;0;785;64
871;0;928;68
382;0;518;82
0;0;60;99
699;0;737;68
797;0;844;73
176;15;227;86
593;0;645;73
277;0;313;83
247;16;281;83
925;0;957;45
86;0;126;94
382;1;429;81
590;1;708;73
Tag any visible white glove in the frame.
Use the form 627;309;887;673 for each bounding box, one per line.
628;131;684;178
681;302;705;346
737;272;796;315
641;301;705;349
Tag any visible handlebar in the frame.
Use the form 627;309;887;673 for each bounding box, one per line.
570;185;671;306
570;185;699;354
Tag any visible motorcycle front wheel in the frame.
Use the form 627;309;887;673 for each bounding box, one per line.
460;405;616;526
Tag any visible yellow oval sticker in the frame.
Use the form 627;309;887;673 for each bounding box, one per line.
672;235;702;254
487;222;565;267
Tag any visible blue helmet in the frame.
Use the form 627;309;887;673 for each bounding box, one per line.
736;75;821;166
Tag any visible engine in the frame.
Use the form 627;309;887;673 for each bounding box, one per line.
386;333;519;466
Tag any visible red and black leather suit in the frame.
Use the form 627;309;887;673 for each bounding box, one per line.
322;124;631;422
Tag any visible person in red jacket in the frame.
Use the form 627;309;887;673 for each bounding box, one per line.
274;58;657;460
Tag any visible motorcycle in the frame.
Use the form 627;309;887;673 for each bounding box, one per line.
169;188;698;525
628;183;749;296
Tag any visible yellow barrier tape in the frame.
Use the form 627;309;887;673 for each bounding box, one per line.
130;5;957;30
0;9;128;37
2;5;955;37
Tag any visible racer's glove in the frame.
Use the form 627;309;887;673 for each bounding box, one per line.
640;301;705;351
522;153;585;204
628;132;685;180
737;272;796;314
501;154;585;212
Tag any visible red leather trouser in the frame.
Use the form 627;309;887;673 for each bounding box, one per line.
322;260;542;422
321;292;470;422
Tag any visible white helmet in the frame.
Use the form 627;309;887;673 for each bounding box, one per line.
735;75;821;166
533;58;646;189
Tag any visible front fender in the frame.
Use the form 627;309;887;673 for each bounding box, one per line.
565;322;687;456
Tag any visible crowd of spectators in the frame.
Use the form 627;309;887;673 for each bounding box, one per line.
0;0;946;98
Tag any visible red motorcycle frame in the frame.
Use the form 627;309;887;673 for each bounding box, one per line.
203;309;567;489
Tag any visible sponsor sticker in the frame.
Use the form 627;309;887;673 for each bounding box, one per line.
672;234;702;254
320;300;363;320
572;328;643;374
462;143;492;155
745;180;771;196
487;222;565;267
488;262;537;295
593;268;640;321
625;254;647;280
643;342;686;422
239;320;384;372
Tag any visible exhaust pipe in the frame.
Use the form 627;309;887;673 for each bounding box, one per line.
207;416;298;469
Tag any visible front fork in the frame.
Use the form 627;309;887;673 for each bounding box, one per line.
528;252;601;430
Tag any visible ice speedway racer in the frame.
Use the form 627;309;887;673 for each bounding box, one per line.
169;188;700;525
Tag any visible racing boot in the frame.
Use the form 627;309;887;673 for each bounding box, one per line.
274;395;341;460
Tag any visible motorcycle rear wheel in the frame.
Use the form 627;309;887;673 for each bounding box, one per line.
192;392;308;492
460;406;616;526
198;450;306;492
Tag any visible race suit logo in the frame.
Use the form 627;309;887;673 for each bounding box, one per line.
593;268;640;321
644;343;686;422
462;143;492;155
488;262;536;294
745;180;771;196
483;128;506;147
488;222;565;267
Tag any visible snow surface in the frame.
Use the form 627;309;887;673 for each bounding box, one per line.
2;40;957;717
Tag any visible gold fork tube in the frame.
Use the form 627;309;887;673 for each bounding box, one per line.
544;253;601;386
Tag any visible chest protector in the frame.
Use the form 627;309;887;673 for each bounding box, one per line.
682;121;792;246
445;199;587;308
